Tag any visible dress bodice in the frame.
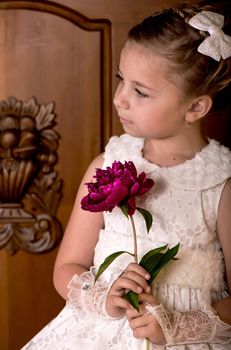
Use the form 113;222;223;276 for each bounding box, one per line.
22;134;231;350
94;134;231;295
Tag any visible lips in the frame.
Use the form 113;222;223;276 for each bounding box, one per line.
118;116;131;124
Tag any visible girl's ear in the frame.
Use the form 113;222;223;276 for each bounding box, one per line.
185;95;213;123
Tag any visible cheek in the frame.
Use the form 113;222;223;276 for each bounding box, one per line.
140;111;172;134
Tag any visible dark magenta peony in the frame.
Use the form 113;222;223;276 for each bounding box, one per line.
81;161;154;216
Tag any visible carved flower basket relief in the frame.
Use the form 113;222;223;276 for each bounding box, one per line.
0;96;63;254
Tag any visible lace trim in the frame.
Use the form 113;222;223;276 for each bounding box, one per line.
104;134;231;190
147;303;231;345
67;266;123;320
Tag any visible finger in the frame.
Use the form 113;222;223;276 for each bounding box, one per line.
138;292;159;305
108;294;132;310
122;271;151;292
126;299;156;321
126;263;151;280
126;306;166;344
128;313;151;330
126;303;149;322
124;264;151;293
112;276;144;294
133;325;152;339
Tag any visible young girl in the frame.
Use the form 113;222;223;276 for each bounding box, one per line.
22;2;231;349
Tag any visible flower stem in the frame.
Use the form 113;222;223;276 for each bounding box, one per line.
130;215;138;263
130;215;150;350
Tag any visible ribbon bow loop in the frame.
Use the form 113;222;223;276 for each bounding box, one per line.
188;11;231;61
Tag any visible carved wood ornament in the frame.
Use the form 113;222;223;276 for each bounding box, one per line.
0;96;63;254
0;1;112;254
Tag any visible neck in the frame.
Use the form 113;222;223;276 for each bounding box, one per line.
143;132;207;167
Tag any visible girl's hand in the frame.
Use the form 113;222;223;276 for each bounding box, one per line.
105;263;151;318
126;293;166;345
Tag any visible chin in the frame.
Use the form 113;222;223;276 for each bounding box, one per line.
123;130;144;138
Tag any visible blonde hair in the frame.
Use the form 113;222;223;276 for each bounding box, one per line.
127;2;231;112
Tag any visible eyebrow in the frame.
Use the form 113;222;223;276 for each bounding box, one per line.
118;67;157;91
135;81;154;90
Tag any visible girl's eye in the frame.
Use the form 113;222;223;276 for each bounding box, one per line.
115;74;148;98
115;73;123;81
135;88;148;98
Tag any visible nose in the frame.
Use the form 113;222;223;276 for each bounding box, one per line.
113;84;130;110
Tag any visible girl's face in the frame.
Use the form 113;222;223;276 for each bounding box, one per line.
113;41;191;140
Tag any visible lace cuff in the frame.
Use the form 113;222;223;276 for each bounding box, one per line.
146;303;231;345
67;266;122;320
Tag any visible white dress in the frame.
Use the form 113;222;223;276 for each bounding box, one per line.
22;134;231;350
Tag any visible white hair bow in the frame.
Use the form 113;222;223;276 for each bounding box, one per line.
188;11;231;61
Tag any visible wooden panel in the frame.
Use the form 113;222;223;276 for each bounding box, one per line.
0;4;109;349
0;251;9;350
0;0;112;149
0;10;9;350
3;7;103;227
7;248;62;350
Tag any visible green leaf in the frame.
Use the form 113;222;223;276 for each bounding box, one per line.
139;245;167;272
94;251;134;283
142;253;163;279
119;203;129;218
148;243;180;284
124;290;139;311
136;207;153;232
124;244;180;311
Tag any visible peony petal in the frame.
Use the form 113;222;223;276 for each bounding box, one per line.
82;160;154;214
81;201;114;212
89;192;105;201
126;196;136;216
106;185;129;206
130;182;141;195
81;184;129;212
137;178;154;195
127;161;137;177
121;170;133;186
138;172;146;183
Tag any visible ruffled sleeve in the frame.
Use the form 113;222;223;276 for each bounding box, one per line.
67;266;124;320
